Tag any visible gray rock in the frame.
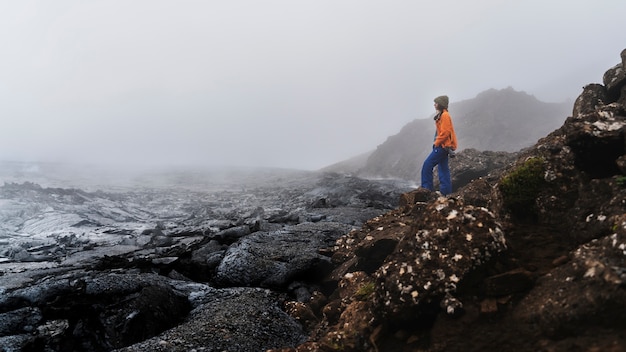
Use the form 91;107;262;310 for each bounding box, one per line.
572;83;607;117
115;288;307;352
213;224;251;242
0;334;34;352
0;271;191;351
603;63;626;99
0;307;42;336
216;222;352;288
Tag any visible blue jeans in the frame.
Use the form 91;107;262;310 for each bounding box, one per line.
421;146;452;195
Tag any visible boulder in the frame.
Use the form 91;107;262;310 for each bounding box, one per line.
215;222;352;288
603;63;626;99
0;271;191;351
572;83;607;117
373;197;507;321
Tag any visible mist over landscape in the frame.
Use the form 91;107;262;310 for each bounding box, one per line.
1;1;625;171
3;2;626;351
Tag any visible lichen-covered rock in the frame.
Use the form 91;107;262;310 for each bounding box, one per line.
318;272;377;351
564;104;626;177
572;83;607;117
374;197;507;320
330;208;415;278
513;214;626;339
603;63;626;99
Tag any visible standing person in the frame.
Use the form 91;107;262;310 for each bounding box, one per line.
421;95;458;195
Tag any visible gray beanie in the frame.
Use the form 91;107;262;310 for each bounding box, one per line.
434;95;449;109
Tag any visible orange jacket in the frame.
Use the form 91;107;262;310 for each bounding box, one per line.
434;109;458;150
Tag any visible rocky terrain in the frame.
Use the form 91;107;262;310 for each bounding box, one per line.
0;165;421;351
1;49;624;352
267;48;626;351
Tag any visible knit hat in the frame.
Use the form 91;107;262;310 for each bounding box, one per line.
434;95;449;109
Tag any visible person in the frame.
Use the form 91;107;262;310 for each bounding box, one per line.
421;95;458;195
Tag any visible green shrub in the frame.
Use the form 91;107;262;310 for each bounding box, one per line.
499;157;546;219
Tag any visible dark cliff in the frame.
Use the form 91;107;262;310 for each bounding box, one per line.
274;48;626;351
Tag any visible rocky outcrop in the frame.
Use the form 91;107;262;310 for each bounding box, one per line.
274;48;626;351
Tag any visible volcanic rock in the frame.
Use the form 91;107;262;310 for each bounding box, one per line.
274;48;626;352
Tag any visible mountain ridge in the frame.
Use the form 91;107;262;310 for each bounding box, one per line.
325;87;571;181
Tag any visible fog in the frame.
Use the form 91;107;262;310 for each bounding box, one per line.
1;0;624;171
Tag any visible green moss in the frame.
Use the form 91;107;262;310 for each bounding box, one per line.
328;342;345;351
355;282;376;301
617;176;626;187
499;157;546;219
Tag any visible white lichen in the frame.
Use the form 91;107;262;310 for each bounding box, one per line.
544;170;557;182
598;109;616;119
447;210;458;220
399;284;414;295
592;120;623;133
480;207;495;217
436;228;450;237
464;213;477;222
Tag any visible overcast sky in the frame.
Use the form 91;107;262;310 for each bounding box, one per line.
0;0;624;170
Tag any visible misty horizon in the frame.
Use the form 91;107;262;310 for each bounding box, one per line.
1;1;624;171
